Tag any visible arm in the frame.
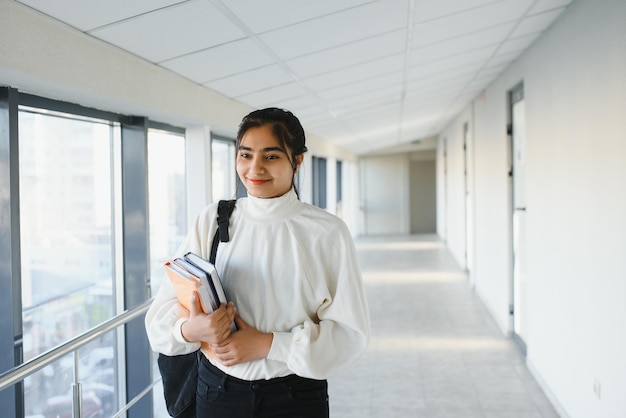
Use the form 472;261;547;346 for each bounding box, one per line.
145;204;223;355
268;257;371;380
213;223;371;378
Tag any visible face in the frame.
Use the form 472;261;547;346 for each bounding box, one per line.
237;125;303;199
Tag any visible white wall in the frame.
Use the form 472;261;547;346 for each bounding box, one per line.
438;107;472;270
439;1;626;416
360;154;410;235
409;154;436;233
436;137;447;240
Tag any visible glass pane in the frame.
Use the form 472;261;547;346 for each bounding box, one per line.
19;109;116;363
23;334;119;417
148;130;187;296
77;334;119;417
211;139;235;201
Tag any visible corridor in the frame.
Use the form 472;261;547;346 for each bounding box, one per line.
329;235;560;418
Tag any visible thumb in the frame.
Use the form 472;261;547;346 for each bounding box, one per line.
234;314;250;330
189;291;202;316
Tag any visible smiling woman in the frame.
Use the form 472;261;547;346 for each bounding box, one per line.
146;107;371;418
235;108;307;199
236;124;302;199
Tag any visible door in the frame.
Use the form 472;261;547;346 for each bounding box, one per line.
463;123;474;278
509;83;528;349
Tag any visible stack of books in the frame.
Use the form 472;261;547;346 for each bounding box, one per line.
164;252;237;333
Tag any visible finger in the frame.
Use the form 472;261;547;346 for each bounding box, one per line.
234;314;249;330
189;291;201;316
212;303;235;327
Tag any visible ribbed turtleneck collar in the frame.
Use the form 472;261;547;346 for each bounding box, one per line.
241;188;301;222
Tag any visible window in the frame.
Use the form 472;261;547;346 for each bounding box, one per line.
312;156;327;209
19;107;117;359
3;89;181;418
212;136;246;200
148;128;187;295
336;160;343;217
18;107;119;416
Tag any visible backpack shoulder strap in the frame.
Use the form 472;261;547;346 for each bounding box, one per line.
209;199;236;264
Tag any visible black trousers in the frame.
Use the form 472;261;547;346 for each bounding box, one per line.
197;355;329;418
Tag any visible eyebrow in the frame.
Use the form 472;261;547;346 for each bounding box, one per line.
238;145;286;153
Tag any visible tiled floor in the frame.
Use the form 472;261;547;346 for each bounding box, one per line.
329;234;560;418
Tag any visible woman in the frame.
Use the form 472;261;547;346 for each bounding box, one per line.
146;108;370;417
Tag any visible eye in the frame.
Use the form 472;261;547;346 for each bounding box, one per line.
265;154;280;160
239;152;251;159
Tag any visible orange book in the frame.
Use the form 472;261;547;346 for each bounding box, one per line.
164;261;212;314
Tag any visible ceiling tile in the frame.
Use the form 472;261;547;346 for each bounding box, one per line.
413;0;503;23
497;32;540;56
258;1;408;60
509;8;566;39
409;22;515;64
308;121;357;143
236;82;310;109
317;72;403;102
286;29;407;79
408;63;481;86
528;0;573;15
482;50;520;72
89;1;245;63
205;65;291;98
220;0;374;34
277;96;324;116
408;44;497;78
15;0;182;31
161;38;274;84
326;86;403;117
412;0;535;48
303;54;405;92
407;73;474;98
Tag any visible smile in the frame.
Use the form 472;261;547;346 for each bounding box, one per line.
248;178;269;185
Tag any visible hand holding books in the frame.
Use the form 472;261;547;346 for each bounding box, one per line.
164;252;237;333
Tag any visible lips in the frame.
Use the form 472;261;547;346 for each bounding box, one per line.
248;178;269;185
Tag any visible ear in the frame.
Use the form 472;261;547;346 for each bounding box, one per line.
294;154;304;172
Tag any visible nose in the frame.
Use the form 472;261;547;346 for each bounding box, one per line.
250;155;265;174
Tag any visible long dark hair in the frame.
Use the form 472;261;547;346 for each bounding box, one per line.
237;107;308;198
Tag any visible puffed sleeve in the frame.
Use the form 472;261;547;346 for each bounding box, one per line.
266;221;370;379
144;204;217;355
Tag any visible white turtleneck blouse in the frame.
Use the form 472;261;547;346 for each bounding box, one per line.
145;189;370;381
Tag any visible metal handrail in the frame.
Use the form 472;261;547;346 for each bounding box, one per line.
0;298;153;391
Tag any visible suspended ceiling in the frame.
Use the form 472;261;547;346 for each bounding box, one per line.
15;0;572;154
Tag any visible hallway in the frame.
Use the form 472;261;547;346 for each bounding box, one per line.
329;235;560;418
